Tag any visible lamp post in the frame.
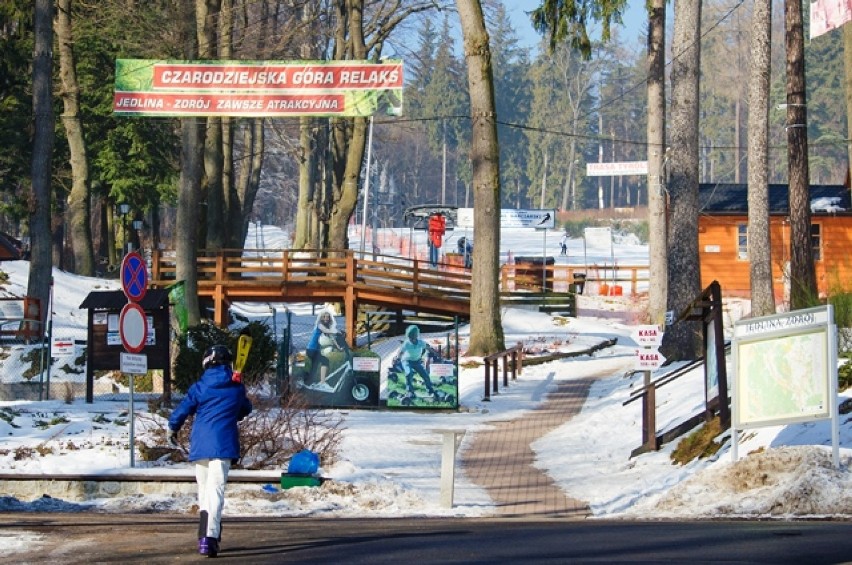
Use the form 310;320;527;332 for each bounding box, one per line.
131;218;143;252
118;203;130;256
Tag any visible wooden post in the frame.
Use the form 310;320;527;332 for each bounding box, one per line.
432;429;466;508
344;253;357;348
641;376;658;451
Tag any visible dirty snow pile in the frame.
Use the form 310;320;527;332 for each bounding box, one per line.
634;446;852;518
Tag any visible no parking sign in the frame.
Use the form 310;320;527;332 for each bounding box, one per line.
121;251;148;303
120;251;148;354
119;302;148;354
119;251;149;469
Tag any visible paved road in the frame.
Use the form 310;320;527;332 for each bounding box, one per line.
3;513;852;564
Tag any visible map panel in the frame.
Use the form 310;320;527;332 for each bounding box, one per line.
735;328;830;427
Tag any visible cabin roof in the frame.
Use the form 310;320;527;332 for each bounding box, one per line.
79;289;170;310
698;183;851;215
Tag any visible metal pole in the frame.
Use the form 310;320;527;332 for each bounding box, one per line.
129;373;135;468
359;116;374;255
542;229;547;291
44;318;52;400
43;276;55;400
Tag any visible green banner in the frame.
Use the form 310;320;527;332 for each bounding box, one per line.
168;281;188;335
114;59;403;118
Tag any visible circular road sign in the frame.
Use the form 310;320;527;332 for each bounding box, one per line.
121;251;148;303
119;302;148;354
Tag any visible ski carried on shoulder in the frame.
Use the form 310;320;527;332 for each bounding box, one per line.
232;333;252;383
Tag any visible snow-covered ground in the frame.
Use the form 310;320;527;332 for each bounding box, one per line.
1;223;851;529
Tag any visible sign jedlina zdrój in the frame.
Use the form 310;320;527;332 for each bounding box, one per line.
113;59;404;118
730;305;840;467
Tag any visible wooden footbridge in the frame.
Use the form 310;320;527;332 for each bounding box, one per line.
150;249;479;341
149;249;647;342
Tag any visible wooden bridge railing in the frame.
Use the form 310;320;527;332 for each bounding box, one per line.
151;248;648;296
149;249;649;337
150;249;476;300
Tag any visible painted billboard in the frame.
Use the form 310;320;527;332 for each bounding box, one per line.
113;59;403;117
810;0;852;39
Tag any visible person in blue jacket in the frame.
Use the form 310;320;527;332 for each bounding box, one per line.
169;344;252;558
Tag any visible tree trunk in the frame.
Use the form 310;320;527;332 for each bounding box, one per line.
231;119;265;249
177;118;203;328
785;0;817;309
27;0;55;328
204;117;224;249
56;0;95;276
561;136;578;212
294;117;317;249
457;0;505;355
315;0;443;253
220;0;234;249
198;0;224;250
175;2;201;328
328;115;367;251
661;0;703;361
293;1;320;250
647;0;667;327
747;0;775;317
326;0;368;253
845;25;852;178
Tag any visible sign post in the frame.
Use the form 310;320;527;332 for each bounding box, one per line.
457;209;556;287
631;325;665;451
731;305;839;467
120;251;149;468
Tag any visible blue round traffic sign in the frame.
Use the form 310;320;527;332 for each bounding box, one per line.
121;251;148;303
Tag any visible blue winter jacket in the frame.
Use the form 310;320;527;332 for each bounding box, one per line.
168;364;252;463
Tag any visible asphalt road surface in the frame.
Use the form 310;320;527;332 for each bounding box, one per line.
3;513;852;564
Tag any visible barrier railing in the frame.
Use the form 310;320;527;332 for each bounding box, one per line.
149;249;650;331
622;359;704;456
151;249;649;297
482;343;524;401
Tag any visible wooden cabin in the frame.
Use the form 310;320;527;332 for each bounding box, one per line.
697;183;852;301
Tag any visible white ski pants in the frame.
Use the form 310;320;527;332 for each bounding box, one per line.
195;458;231;539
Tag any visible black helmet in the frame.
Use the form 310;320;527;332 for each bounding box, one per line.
202;345;233;369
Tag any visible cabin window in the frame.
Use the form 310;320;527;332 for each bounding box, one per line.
811;223;822;261
737;224;748;260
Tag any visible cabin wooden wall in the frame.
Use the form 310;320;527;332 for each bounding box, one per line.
698;215;852;300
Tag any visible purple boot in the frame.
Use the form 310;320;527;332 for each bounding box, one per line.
198;536;219;557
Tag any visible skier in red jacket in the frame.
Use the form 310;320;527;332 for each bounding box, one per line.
427;213;445;267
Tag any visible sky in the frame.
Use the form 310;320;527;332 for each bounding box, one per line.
3;224;852;557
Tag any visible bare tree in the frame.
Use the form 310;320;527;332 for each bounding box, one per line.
747;0;775;316
661;0;703;361
845;25;852;179
56;0;95;276
199;0;224;250
303;1;449;253
27;0;55;328
646;0;667;326
550;45;597;213
785;0;817;308
456;0;504;355
293;1;322;249
176;1;203;327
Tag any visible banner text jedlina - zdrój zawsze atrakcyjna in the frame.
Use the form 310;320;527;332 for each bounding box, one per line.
113;59;403;118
